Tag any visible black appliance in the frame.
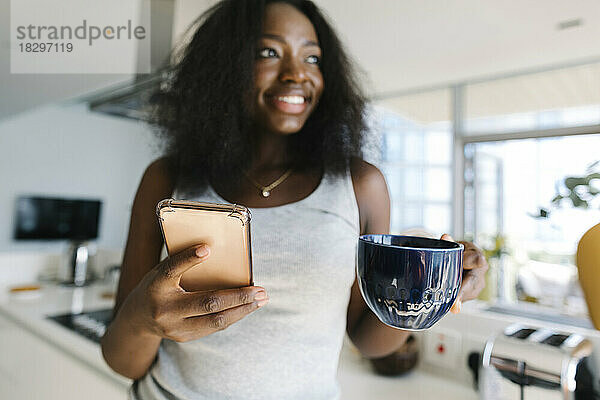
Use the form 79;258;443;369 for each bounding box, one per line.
47;308;113;344
14;196;102;286
14;196;101;240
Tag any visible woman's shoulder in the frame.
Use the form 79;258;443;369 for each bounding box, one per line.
142;157;175;187
136;157;176;203
349;157;387;193
144;157;173;181
349;158;390;234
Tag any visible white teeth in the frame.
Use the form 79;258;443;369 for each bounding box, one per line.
277;95;305;104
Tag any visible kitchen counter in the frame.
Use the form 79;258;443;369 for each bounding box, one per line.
0;282;131;390
338;341;477;399
0;281;477;400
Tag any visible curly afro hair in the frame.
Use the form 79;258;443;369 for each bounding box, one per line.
150;0;368;194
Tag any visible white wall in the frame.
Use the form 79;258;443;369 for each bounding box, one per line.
172;0;217;44
0;103;160;254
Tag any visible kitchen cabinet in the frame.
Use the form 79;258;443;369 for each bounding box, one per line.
0;313;128;400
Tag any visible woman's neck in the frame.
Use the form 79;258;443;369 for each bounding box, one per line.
248;129;292;172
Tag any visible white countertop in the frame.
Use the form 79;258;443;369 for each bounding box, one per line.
0;281;477;400
0;282;131;389
337;342;477;399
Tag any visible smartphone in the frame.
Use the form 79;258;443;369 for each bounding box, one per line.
156;198;253;292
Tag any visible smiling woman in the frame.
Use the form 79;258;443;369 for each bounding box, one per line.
99;1;487;399
149;0;366;197
101;2;374;398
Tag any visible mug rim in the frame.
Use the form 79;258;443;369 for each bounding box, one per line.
359;234;464;252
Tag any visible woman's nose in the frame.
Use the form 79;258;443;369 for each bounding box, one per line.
279;57;307;83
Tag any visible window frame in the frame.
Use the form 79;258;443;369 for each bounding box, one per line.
373;58;600;238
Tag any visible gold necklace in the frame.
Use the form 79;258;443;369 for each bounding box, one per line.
244;169;293;198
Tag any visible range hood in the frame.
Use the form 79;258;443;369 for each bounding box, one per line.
88;71;168;121
87;0;176;122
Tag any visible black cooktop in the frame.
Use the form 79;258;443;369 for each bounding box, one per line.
47;308;113;344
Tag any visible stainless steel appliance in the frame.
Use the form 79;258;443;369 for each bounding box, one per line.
480;323;598;399
64;240;93;287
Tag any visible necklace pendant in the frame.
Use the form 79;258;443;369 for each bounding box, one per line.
261;190;270;198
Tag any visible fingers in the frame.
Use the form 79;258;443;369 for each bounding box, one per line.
459;273;476;300
442;234;485;271
441;233;455;242
452;262;473;314
461;245;487;270
160;300;267;343
462;248;482;270
157;244;210;284
184;300;266;333
152;286;269;343
179;287;269;318
438;236;488;307
458;266;487;302
450;296;462;314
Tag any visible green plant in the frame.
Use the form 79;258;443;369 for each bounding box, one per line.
551;161;600;209
531;161;600;218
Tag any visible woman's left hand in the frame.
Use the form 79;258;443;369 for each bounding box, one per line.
441;234;489;313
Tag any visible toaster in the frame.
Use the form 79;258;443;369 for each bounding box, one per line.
479;324;598;400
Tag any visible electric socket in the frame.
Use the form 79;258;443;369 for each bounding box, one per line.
423;328;462;369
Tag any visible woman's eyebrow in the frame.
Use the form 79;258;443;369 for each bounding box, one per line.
261;33;320;47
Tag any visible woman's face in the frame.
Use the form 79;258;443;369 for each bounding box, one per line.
252;2;324;136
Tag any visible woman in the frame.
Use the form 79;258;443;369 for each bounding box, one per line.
101;1;488;399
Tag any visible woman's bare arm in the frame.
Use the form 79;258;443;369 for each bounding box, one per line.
346;158;411;358
100;158;175;379
101;158;268;380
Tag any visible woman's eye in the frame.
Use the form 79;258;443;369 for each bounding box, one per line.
258;48;278;58
306;55;320;65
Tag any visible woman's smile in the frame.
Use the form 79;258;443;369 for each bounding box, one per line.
266;93;311;114
252;2;324;135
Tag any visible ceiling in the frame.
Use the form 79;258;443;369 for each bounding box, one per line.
310;0;600;96
2;0;600;120
374;61;600;124
168;0;600;124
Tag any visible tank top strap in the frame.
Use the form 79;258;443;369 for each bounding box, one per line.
301;165;360;235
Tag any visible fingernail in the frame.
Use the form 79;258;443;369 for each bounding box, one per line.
196;245;209;257
254;291;267;301
256;298;269;307
450;299;461;314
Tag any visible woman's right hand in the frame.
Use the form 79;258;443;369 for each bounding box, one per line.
120;244;268;343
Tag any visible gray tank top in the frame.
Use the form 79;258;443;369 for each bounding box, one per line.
130;167;360;400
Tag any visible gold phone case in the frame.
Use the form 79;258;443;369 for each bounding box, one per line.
156;199;253;292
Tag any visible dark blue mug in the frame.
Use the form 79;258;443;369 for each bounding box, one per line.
357;234;463;330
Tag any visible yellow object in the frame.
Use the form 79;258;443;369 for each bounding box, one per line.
9;285;41;292
577;222;600;330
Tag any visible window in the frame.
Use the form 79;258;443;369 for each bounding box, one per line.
370;89;453;237
460;61;600;325
371;60;600;327
465;135;600;320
